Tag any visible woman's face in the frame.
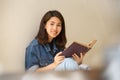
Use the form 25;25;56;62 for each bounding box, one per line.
45;17;62;42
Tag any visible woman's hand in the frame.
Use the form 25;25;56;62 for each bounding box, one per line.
72;53;85;65
53;52;65;66
36;52;65;72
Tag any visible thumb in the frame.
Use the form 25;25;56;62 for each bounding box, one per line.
80;53;84;59
56;52;63;56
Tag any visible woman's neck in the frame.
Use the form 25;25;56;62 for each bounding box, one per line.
48;37;53;43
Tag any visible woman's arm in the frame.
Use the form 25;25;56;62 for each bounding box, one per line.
36;52;65;72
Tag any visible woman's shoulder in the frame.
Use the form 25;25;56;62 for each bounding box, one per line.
27;39;41;48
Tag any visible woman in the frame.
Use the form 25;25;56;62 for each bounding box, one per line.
25;10;84;72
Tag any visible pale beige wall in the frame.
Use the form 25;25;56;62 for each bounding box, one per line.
0;0;120;74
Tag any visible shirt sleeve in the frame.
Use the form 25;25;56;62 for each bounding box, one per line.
25;45;39;71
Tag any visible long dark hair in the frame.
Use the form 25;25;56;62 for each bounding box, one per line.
35;10;67;49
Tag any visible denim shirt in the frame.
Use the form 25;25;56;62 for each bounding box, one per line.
25;39;62;70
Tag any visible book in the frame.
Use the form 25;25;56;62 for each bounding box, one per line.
62;40;97;58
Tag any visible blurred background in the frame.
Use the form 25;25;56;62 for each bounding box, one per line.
0;0;120;74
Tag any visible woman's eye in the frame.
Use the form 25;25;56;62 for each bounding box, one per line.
57;24;61;27
50;23;54;25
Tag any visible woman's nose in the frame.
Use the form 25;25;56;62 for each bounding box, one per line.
53;25;57;30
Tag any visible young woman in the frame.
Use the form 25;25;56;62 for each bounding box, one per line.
25;10;84;72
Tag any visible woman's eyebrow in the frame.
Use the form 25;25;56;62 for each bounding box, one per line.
50;21;61;24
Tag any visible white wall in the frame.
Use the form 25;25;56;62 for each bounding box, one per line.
0;0;120;74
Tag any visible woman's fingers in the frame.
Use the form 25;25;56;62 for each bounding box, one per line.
72;53;79;59
80;53;83;58
56;52;62;56
72;53;85;65
54;52;65;64
80;52;85;58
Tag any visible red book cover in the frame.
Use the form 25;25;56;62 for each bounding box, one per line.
62;40;97;58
